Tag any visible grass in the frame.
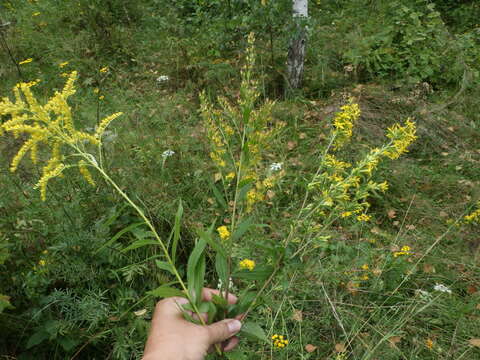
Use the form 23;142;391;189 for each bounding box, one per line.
0;1;479;359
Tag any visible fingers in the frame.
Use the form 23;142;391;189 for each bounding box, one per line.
204;319;242;345
223;336;239;352
202;288;238;305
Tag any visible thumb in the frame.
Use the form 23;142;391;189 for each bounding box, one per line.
204;319;242;345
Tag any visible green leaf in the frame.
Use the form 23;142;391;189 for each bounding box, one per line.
0;294;13;313
95;222;145;254
230;217;254;243
215;252;228;286
225;350;247;360
197;228;226;257
121;238;158;252
187;238;207;303
155;260;176;276
232;265;273;281
208;181;228;209
148;286;185;298
240;322;268;343
171;200;183;265
232;291;257;315
26;330;49;349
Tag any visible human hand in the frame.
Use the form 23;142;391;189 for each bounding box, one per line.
142;288;242;360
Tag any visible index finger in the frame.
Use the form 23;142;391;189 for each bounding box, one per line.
202;288;237;305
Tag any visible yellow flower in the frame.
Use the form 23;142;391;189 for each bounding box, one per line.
19;58;33;65
357;213;371;222
217;226;230;241
93;88;99;94
361;264;369;270
78;160;95;186
99;66;109;73
38;259;46;266
59;61;69;68
425;338;434;350
33;12;41;16
393;245;412;257
99;95;105;100
341;211;352;218
239;259;255;271
332;101;361;150
272;334;288;348
225;172;235;181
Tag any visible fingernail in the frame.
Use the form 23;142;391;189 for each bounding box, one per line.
227;319;242;334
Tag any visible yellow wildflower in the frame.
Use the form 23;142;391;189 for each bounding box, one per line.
239;259;255;271
361;264;369;270
32;12;40;16
217;226;230;241
59;61;69;68
385;119;417;159
38;259;46;266
78;160;95;186
93;88;100;94
272;334;288;348
225;172;235;181
464;202;480;223
357;213;371;222
99;66;108;73
99;95;105;100
393;245;412;257
332;101;361;150
19;58;33;65
425;338;434;350
341;211;352;218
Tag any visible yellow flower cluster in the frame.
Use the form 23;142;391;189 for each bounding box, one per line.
307;109;416;224
384;119;417;159
393;245;412;257
239;259;255;271
0;72;122;200
200;32;284;214
332;101;361;150
217;226;230;241
272;334;288;348
464;202;480;224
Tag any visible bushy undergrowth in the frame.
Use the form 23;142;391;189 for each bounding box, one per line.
0;1;479;359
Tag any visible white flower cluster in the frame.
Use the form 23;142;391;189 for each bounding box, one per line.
156;75;169;83
161;149;175;158
433;283;452;294
270;162;282;171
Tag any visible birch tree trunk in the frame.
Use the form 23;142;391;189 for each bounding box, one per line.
287;0;308;89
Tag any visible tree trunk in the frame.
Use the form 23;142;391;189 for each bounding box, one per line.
287;0;308;90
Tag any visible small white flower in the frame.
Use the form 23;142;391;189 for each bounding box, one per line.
161;149;175;158
270;162;282;171
433;283;452;294
156;75;169;83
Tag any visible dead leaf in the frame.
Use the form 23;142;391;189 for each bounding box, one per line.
134;309;147;316
305;344;317;353
476;304;480;310
468;339;480;347
371;226;381;234
292;309;303;322
423;264;435;273
335;343;346;352
405;224;416;230
393;221;400;227
439;211;448;218
214;173;222;182
387;209;397;219
266;190;275;200
467;285;478;295
388;336;402;348
207;198;214;205
287;141;297;150
299;132;307;139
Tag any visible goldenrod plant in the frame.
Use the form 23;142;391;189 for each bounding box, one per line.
1;33;419;356
0;70;215;345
